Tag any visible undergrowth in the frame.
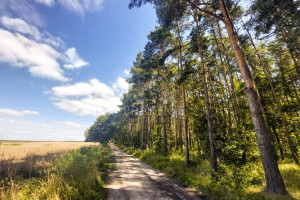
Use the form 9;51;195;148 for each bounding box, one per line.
0;145;111;200
121;146;299;200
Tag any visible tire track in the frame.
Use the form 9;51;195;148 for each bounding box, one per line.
105;145;210;200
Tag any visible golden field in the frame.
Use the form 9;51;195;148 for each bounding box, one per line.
0;141;98;179
0;142;109;199
0;141;97;161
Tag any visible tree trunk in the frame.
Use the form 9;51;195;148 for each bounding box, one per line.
177;21;189;166
163;97;168;155
211;21;233;131
243;22;299;164
194;13;218;171
179;113;183;153
219;0;287;194
175;109;178;150
278;23;300;83
216;21;241;126
178;83;183;153
183;84;189;166
161;51;168;156
271;124;285;160
141;103;145;149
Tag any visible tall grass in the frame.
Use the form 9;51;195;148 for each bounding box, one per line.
0;145;111;200
122;146;299;200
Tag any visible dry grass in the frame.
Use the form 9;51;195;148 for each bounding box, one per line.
0;144;111;200
0;141;98;179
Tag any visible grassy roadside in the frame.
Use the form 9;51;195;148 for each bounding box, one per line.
120;146;299;200
0;145;112;200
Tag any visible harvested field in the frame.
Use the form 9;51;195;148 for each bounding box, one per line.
0;141;98;179
0;141;97;161
0;144;110;200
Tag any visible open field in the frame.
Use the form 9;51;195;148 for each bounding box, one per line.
0;141;98;179
0;142;110;200
0;141;97;161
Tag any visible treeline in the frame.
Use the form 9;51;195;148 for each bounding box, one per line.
85;0;300;195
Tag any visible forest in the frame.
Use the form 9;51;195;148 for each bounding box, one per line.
85;0;300;198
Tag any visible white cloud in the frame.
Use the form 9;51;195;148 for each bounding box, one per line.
55;121;83;128
1;16;64;48
63;48;89;69
114;77;129;91
52;79;114;98
124;69;130;75
41;32;65;48
52;82;93;97
0;119;87;141
0;28;68;81
0;16;88;81
1;16;41;41
0;108;40;117
50;78;128;116
0;0;44;27
57;0;105;15
0;0;107;34
35;0;55;7
54;96;120;116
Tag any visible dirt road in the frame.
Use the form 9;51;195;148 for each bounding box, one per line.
105;145;209;200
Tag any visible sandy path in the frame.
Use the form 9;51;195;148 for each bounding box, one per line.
105;145;209;200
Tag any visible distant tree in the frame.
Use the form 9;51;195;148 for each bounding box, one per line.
85;113;117;145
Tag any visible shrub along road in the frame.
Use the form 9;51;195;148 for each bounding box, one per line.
105;145;209;200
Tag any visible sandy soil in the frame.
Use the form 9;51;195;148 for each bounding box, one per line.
105;145;210;200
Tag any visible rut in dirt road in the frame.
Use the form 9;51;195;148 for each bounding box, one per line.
105;145;210;200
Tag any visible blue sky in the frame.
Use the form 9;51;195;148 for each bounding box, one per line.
0;0;157;141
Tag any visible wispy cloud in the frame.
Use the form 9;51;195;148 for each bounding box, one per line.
0;16;88;81
0;119;87;141
55;121;83;129
124;69;130;76
63;48;89;69
57;0;105;15
1;16;42;41
35;0;56;7
50;78;129;116
0;28;68;81
113;77;129;91
0;0;107;28
0;108;40;117
0;0;44;27
1;16;64;48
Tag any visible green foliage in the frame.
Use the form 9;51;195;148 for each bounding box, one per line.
90;0;300;197
152;125;163;153
1;146;111;200
278;162;300;199
123;147;143;158
85;113;121;145
250;0;300;36
123;146;297;200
